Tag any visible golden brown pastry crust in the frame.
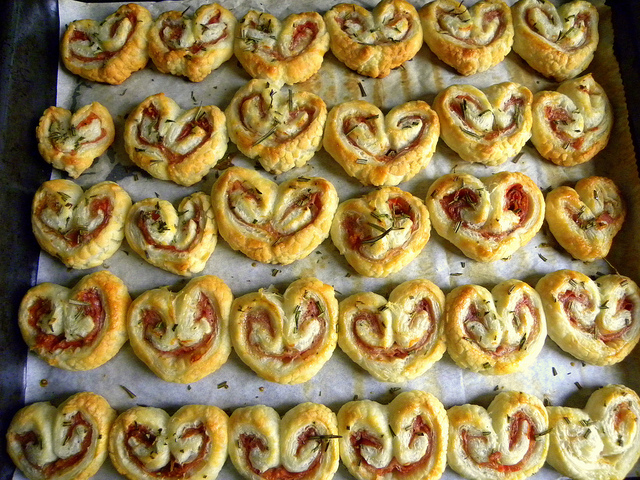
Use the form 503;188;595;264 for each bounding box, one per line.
323;100;439;186
447;391;549;480
338;279;446;382
444;279;547;375
324;0;423;78
425;172;545;262
126;275;232;384
31;179;132;269
211;166;338;265
420;0;514;76
18;270;130;371
531;74;613;167
225;79;327;174
229;277;337;385
148;3;236;82
512;0;599;82
36;103;115;178
7;392;115;480
331;186;431;278
124;92;228;186
125;192;217;276
433;82;533;166
60;3;152;85
109;404;228;480
228;402;339;480
338;391;448;480
546;385;640;480
545;177;625;262
234;10;330;85
535;270;640;366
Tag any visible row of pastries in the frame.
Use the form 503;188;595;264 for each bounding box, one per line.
19;268;640;383
60;0;599;86
37;72;613;184
7;386;640;480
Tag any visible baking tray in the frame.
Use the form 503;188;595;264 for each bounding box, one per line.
2;0;640;478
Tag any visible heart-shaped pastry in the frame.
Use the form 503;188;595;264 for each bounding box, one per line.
148;3;236;82
60;3;152;85
125;192;217;276
323;100;440;186
426;172;545;262
338;390;448;480
124;93;228;186
228;402;339;480
324;0;423;78
433;82;533;165
230;277;337;385
109;404;228;480
225;79;327;174
32;179;132;269
545;177;625;262
420;0;514;76
536;270;640;366
18;270;130;371
36;102;115;178
331;187;431;277
546;385;640;480
512;0;599;81
234;10;330;85
338;279;445;382
444;279;547;375
7;392;115;480
211;167;339;265
448;391;549;480
531;74;613;167
127;275;232;384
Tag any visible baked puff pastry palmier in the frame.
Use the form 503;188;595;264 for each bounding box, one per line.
234;10;330;85
125;192;217;276
512;0;599;82
109;404;228;480
447;391;549;480
426;172;545;262
546;384;640;480
18;270;130;371
229;403;339;480
339;279;446;382
7;392;115;480
531;74;613;167
148;3;236;83
324;0;423;78
211;167;338;265
338;390;448;480
61;3;152;85
433;82;533;166
545;177;625;262
535;270;640;366
420;0;514;76
32;179;132;269
225;79;327;174
323;100;440;186
36;103;115;178
444;279;547;375
127;275;232;384
331;187;430;278
124;93;227;186
230;278;337;385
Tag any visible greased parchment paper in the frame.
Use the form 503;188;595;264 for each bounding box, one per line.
18;0;640;478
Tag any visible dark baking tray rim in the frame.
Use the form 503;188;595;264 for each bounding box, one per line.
1;1;640;478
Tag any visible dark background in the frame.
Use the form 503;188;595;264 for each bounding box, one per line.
1;0;640;477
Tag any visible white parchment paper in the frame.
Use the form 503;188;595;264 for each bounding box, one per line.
17;0;640;478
